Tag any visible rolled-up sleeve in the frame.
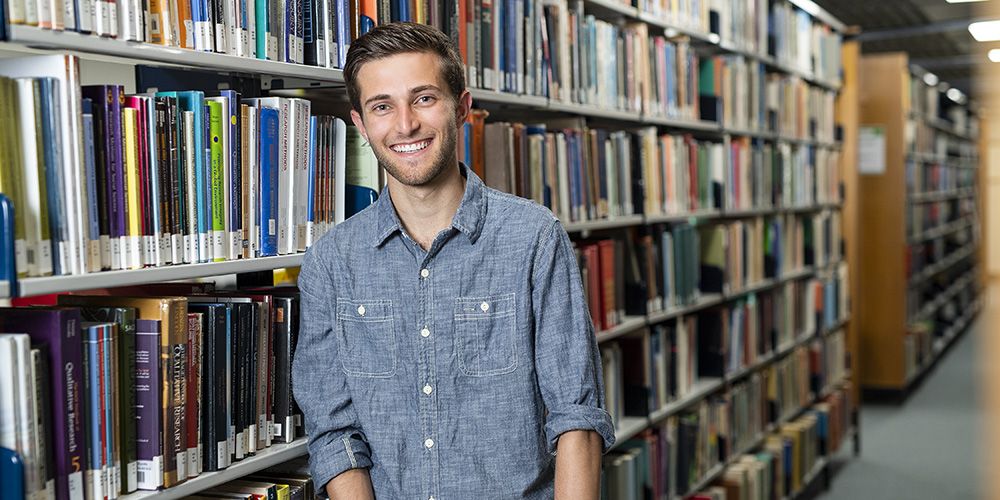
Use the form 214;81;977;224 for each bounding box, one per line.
531;220;616;454
292;245;373;491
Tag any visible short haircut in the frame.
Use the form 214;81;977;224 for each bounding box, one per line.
344;22;466;113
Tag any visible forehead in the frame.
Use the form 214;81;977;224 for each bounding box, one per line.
355;51;446;98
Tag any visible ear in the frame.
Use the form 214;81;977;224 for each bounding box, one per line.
455;89;472;126
350;109;369;142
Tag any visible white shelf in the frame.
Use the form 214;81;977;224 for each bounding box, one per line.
17;254;303;297
121;440;308;500
613;417;651;446
645;209;722;224
649;378;726;422
4;25;344;82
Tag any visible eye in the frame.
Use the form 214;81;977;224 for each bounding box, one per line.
371;103;390;113
416;95;436;105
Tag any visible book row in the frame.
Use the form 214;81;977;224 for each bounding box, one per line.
0;283;306;499
0;54;383;279
908;71;979;139
698;55;837;142
906;197;976;242
464;115;841;226
905;279;977;380
601;380;852;500
601;301;848;426
574;216;846;333
906;161;976;196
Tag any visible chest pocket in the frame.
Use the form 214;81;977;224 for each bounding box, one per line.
454;293;517;377
336;299;396;378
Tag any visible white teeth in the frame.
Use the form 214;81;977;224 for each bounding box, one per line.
392;140;430;153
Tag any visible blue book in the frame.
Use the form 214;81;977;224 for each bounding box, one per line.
0;195;15;294
258;107;279;256
393;0;409;22
255;0;267;58
82;99;100;271
0;448;23;500
505;0;516;92
158;91;208;263
335;0;349;67
38;78;66;276
462;122;471;167
306;116;317;245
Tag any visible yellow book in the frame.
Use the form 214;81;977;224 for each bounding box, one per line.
275;483;289;500
0;77;28;278
122;108;142;270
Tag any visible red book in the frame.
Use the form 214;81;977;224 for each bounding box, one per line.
598;240;616;330
582;243;603;332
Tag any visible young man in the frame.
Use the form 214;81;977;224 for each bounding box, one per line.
292;22;614;499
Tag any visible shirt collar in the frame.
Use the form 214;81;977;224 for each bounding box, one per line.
372;163;488;248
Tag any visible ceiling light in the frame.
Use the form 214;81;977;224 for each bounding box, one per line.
946;0;986;3
947;88;963;102
990;49;1000;62
969;20;1000;42
923;73;939;86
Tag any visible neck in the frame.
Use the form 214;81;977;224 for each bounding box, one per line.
388;162;466;250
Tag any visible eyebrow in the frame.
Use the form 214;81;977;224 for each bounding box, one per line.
363;85;443;107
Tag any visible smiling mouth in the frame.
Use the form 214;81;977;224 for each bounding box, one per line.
390;139;432;154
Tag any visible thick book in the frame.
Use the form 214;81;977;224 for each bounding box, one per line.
58;295;189;489
133;318;163;490
0;308;85;500
186;312;203;477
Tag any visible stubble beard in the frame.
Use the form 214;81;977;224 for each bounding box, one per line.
372;124;458;187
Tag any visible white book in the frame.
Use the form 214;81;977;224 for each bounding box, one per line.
293;99;310;252
333;117;346;225
0;335;43;497
14;79;50;278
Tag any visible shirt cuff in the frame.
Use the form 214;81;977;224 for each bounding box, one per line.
307;431;374;495
544;403;617;454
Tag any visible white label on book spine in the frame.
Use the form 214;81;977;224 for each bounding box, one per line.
87;470;102;500
273;423;281;438
198;233;208;262
187;449;198;477
15;239;26;275
230;232;240;260
229;425;235;458
197;444;203;475
57;241;69;275
176;451;187;480
217;442;227;468
43;479;54;500
248;426;256;454
285;416;295;442
126;461;137;493
111;238;121;270
135;456;163;490
89;240;101;272
268;219;275;236
67;471;83;500
98;235;109;270
235;431;244;460
171;234;182;264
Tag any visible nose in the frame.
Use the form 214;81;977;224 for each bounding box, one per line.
395;104;420;136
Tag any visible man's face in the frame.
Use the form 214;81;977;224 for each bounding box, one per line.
350;51;470;187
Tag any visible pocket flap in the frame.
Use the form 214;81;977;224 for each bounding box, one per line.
455;292;516;319
337;298;393;322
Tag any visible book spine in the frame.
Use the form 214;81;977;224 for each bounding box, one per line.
259;107;279;256
186;314;202;477
207;99;226;262
82;328;105;500
134;320;163;490
116;310;138;494
294;99;310;252
226;92;242;260
162;301;188;487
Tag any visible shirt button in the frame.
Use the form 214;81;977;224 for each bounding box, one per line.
480;302;490;312
420;268;430;279
357;305;366;316
423;384;433;395
424;438;434;449
421;328;430;338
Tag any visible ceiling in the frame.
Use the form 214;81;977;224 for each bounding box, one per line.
811;0;988;97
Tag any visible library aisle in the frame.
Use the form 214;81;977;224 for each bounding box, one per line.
819;320;985;500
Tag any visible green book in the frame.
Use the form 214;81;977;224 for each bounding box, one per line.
207;99;225;262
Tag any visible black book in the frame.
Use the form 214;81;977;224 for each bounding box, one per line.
189;303;229;472
271;296;296;443
675;414;699;495
696;310;725;378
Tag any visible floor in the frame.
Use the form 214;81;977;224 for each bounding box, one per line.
817;319;985;499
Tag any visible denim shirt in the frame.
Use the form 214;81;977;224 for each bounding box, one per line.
292;164;615;499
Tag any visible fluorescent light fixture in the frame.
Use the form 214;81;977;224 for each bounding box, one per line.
990;49;1000;62
923;73;939;86
947;0;986;3
947;88;963;102
969;20;1000;41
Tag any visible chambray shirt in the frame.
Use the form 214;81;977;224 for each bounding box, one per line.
292;164;615;499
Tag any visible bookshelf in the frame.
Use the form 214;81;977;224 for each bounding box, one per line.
857;53;982;397
0;0;858;499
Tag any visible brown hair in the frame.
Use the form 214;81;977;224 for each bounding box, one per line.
344;22;466;113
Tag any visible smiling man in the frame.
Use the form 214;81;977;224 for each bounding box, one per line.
291;22;615;499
